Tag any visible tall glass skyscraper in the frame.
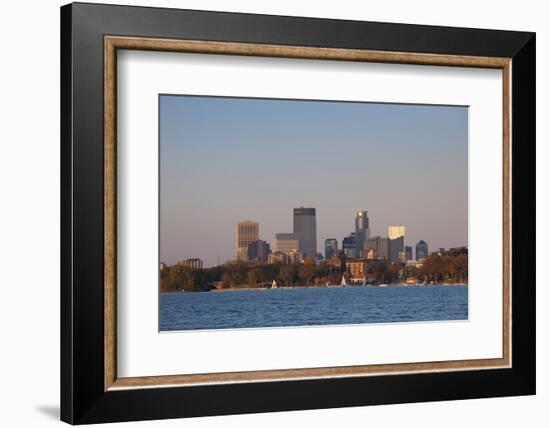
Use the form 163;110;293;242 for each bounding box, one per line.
415;240;429;260
324;238;338;260
388;226;405;261
365;236;389;260
342;233;357;258
355;210;370;257
293;207;317;259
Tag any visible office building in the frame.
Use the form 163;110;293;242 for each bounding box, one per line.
445;246;468;257
268;251;288;264
273;233;301;254
293;207;317;259
346;259;368;278
346;258;382;283
388;226;405;261
365;238;377;258
388;226;406;240
287;250;304;264
433;246;468;257
324;238;338;260
355;210;370;257
343;233;357;259
177;258;203;269
326;256;343;268
247;240;270;264
406;259;424;268
267;250;303;264
432;248;446;257
235;221;259;261
379;237;389;260
390;236;405;261
365;236;389;260
415;240;429;260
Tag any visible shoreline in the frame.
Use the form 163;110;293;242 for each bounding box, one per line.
161;283;468;293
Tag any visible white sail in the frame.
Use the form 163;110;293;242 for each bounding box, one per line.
341;275;347;286
271;279;278;289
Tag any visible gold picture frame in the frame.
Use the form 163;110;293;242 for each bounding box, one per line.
103;35;512;391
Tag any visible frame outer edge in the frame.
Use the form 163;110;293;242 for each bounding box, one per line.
60;3;75;424
63;3;536;423
510;33;536;391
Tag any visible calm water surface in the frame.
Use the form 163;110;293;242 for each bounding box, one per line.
160;285;468;331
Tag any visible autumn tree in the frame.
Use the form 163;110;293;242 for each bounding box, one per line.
279;264;297;286
247;269;258;286
298;263;316;285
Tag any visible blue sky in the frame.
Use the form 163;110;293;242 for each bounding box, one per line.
160;95;468;266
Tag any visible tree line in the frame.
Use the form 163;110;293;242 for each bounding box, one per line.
160;259;330;292
408;254;468;283
160;253;468;292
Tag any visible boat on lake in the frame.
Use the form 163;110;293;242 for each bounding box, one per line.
271;280;278;289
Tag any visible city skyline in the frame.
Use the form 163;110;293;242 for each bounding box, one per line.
160;95;468;267
164;206;466;267
232;208;420;263
171;207;463;267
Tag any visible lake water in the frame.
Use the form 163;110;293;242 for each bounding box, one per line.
159;285;468;331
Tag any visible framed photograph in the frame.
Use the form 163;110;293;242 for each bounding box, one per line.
61;2;535;424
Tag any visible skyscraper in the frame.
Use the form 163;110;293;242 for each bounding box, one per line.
355;210;370;257
235;221;259;261
324;238;338;260
343;233;357;259
388;226;406;240
365;236;389;260
378;237;389;260
293;207;317;259
247;240;271;264
273;233;301;254
415;240;429;260
388;226;405;261
405;246;413;261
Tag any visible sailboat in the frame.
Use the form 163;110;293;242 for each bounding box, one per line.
271;279;278;289
341;275;347;286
